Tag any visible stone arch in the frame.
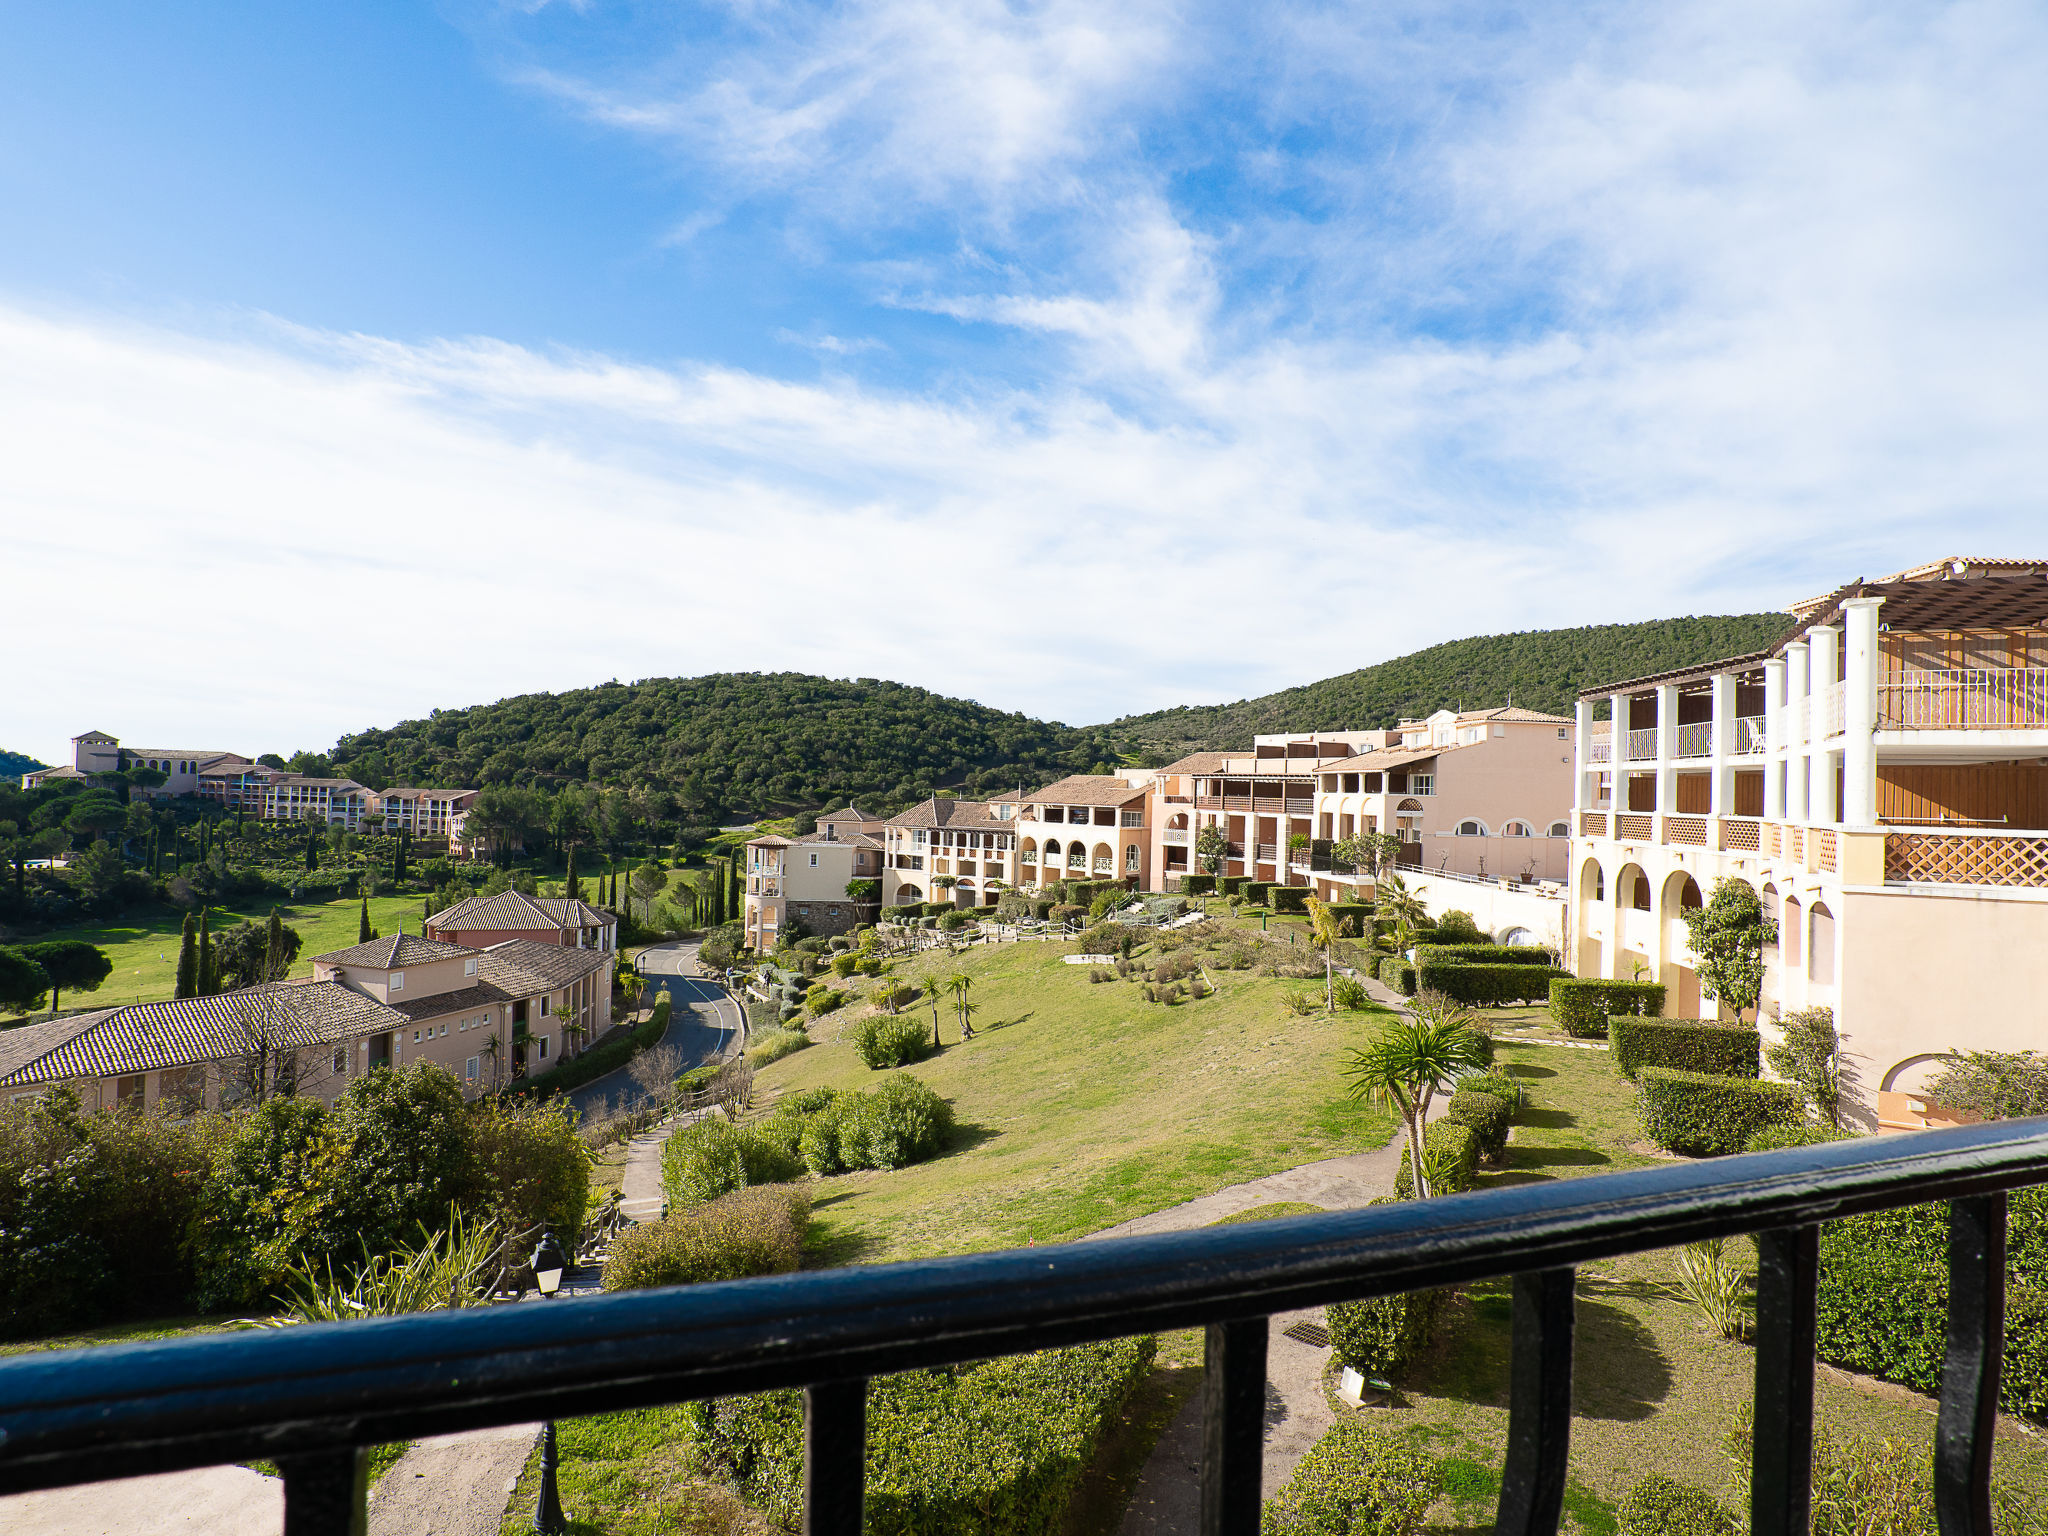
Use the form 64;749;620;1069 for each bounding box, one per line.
1881;1053;1953;1093
1502;819;1534;837
1579;856;1605;905
1042;838;1061;857
1548;820;1570;837
1091;841;1114;873
1065;843;1086;869
1808;901;1836;985
1782;895;1803;967
1169;812;1189;830
1616;863;1651;912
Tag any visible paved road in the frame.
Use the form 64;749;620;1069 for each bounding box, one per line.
564;944;743;1122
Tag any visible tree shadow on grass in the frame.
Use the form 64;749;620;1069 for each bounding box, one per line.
1425;1283;1672;1422
980;1012;1035;1032
804;1219;883;1268
1501;1063;1557;1079
1515;1107;1578;1130
1505;1146;1612;1170
948;1122;1002;1154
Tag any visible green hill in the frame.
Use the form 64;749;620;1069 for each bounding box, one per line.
328;674;1124;824
1102;615;1793;759
0;749;49;780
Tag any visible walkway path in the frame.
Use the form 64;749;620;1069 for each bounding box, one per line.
366;1423;542;1536
0;1466;282;1536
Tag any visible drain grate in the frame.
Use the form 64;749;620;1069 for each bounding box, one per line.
1281;1321;1331;1349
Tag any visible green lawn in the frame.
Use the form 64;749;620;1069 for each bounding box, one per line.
750;933;1401;1262
2;893;426;1023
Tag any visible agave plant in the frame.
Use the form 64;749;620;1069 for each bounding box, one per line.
265;1208;505;1322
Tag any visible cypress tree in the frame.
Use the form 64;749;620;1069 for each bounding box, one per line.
196;909;216;996
267;907;287;982
358;895;372;944
566;845;580;902
174;912;198;999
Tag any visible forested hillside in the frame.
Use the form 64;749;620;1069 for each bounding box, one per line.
0;750;48;780
328;675;1124;824
1103;615;1792;759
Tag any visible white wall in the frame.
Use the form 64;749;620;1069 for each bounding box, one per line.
1408;872;1569;954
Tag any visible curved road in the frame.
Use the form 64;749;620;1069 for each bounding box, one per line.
565;943;745;1121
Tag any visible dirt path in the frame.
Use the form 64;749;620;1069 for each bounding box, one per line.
0;1466;282;1535
367;1423;542;1536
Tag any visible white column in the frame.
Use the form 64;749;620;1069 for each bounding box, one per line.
1708;672;1735;818
1841;599;1882;827
1654;683;1680;828
1573;698;1594;821
1785;641;1811;823
1762;658;1787;821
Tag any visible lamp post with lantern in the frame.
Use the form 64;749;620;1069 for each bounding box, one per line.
530;1231;569;1535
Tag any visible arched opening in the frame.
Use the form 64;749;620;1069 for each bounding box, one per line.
1617;865;1651;911
1782;897;1802;967
1091;841;1114;874
1502;926;1537;946
1548;820;1570;837
1043;838;1061;858
1580;858;1605;904
1456;819;1487;836
1396;798;1424;812
1808;902;1836;985
1169;812;1189;830
1066;844;1086;869
1502;820;1533;837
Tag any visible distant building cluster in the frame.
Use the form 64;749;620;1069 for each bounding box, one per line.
23;731;477;845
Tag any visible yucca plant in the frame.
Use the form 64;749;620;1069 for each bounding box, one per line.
1675;1237;1751;1341
265;1209;504;1322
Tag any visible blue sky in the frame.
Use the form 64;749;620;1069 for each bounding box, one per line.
5;1;2047;762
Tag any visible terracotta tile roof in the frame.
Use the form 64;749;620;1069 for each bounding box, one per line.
388;982;512;1022
1454;706;1574;725
1022;774;1149;806
427;891;616;934
747;835;795;848
314;933;480;968
534;897;615;928
0;983;406;1087
819;806;885;822
1317;742;1466;773
122;748;248;766
793;829;883;848
476;939;613;995
884;796;1008;830
1157;752;1233;774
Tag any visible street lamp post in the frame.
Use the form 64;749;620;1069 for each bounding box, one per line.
530;1231;568;1535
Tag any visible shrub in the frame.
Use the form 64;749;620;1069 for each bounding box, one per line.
1263;1420;1439;1536
1331;975;1369;1010
1377;956;1417;996
1219;876;1247;895
1434;910;1486;943
1609;1019;1760;1081
936;909;971;932
1270;885;1311;914
1182;873;1217;894
1393;1120;1479;1198
1458;1072;1524;1112
1241;882;1273;907
1414;962;1568;1006
805;987;846;1017
1413;943;1557;967
831;953;858;977
1636;1068;1801;1156
854;955;883;977
1049;903;1087;926
1444;1090;1511;1160
687;1337;1155;1534
1618;1475;1738;1536
746;1027;812;1066
466;1098;590;1240
881;904;922;922
850;1013;935;1070
1743;1122;1849;1153
1324;902;1374;937
844;1075;955;1169
1154;950;1201;984
603;1184;809;1290
1549;978;1665;1038
660;1118;804;1209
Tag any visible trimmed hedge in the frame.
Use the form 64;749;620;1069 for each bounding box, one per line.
1327;1285;1446;1378
1393;1120;1479;1197
1549;978;1665;1038
1609;1019;1759;1081
602;1184;809;1290
1414;962;1569;1006
1636;1067;1801;1156
1618;1475;1739;1536
686;1337;1156;1534
1444;1090;1512;1160
881;904;923;922
1324;902;1374;938
1269;885;1311;914
1219;875;1247;895
1413;943;1558;967
1378;955;1417;996
1458;1072;1524;1113
1241;882;1273;907
1262;1420;1440;1536
1181;873;1217;895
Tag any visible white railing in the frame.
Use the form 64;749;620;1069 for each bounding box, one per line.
1587;739;1612;763
1672;721;1713;759
1162;829;1190;845
1734;714;1767;754
1877;668;2048;730
1255;843;1278;860
1821;679;1846;738
1796;697;1811;740
1626;727;1659;761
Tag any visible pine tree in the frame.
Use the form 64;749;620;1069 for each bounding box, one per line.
359;895;372;944
174;912;198;999
196;909;217;996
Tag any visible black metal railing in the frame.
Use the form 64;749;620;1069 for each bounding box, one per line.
1;1120;2043;1535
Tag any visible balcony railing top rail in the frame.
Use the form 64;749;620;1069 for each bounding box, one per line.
1;1123;2043;1536
1671;721;1714;759
1821;679;1846;738
1879;667;2048;730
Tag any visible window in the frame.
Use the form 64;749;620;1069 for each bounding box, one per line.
334;1048;347;1076
467;1057;479;1080
388;972;404;993
1409;774;1433;796
809;853;819;867
413;1029;422;1043
1121;810;1142;827
1456;820;1484;836
1558;727;1569;739
1549;821;1569;837
1503;821;1533;837
537;1037;549;1060
465;957;478;976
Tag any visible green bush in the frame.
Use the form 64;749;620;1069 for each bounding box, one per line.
830;953;858;977
1444;1090;1511;1160
745;1027;812;1067
881;904;922;922
854;955;883;977
1393;1120;1479;1197
1549;978;1665;1038
1182;873;1217;894
602;1184;809;1290
1434;910;1486;944
1325;902;1374;937
1261;1420;1440;1536
1413;962;1568;1006
1242;882;1273;907
467;1098;591;1241
1636;1068;1801;1156
1327;1287;1445;1378
687;1337;1155;1534
1331;975;1369;1010
1618;1475;1738;1536
1413;943;1557;967
505;1005;669;1100
843;1075;955;1169
850;1013;935;1070
936;909;971;931
804;987;846;1017
1220;876;1247;895
1609;1019;1759;1080
1270;885;1310;914
659;1118;804;1209
1049;903;1088;926
1457;1072;1524;1112
1377;956;1417;996
1743;1122;1849;1153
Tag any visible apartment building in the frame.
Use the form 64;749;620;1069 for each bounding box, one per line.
744;808;889;947
22;731;249;793
1568;554;2048;1131
426;890;618;953
1011;772;1155;890
0;932;611;1111
877;797;1021;910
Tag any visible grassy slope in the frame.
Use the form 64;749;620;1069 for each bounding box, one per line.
1;894;425;1024
749;936;1401;1262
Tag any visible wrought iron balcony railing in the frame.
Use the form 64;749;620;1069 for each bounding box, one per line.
0;1121;2042;1536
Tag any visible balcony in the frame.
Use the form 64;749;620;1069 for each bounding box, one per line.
1586;735;1612;764
2;1127;2040;1536
1625;727;1658;761
1886;827;2048;887
1614;812;1653;841
1878;667;2048;729
1821;679;1846;738
1671;722;1713;760
1734;714;1767;754
1162;829;1190;845
1254;842;1277;860
1579;811;1607;837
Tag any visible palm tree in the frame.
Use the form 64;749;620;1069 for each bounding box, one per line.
480;1031;502;1092
1306;894;1341;1012
1374;872;1427;954
1342;994;1489;1199
947;972;975;1039
923;977;945;1050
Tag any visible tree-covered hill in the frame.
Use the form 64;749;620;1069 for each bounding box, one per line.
1102;614;1793;760
0;749;49;781
329;674;1124;824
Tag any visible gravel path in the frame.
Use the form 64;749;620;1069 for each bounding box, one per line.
367;1423;543;1536
0;1466;282;1535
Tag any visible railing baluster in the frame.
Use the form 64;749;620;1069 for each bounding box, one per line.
1936;1193;2007;1536
803;1377;868;1536
1199;1316;1269;1536
276;1447;367;1536
1495;1267;1576;1536
1751;1224;1819;1536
